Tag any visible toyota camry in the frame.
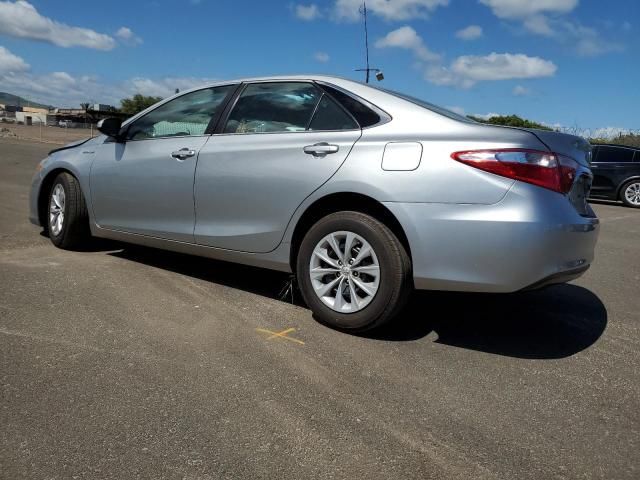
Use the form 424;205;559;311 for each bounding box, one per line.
30;75;599;332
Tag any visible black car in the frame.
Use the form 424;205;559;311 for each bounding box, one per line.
589;144;640;208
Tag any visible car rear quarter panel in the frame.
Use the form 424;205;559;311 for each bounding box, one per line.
317;114;549;205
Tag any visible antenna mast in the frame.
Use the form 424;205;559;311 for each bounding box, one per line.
363;2;370;83
355;2;383;83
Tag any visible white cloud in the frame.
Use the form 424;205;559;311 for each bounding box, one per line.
128;77;216;98
512;85;531;96
478;0;578;19
522;15;554;36
561;21;623;56
425;64;470;87
456;25;483;40
334;0;449;21
472;111;503;120
446;105;466;116
375;26;439;61
0;46;214;106
0;45;29;74
115;27;143;46
0;1;115;50
376;26;555;88
427;53;556;88
478;0;621;57
314;51;330;62
452;53;556;81
295;4;321;21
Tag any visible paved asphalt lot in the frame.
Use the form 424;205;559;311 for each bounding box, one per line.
1;138;638;479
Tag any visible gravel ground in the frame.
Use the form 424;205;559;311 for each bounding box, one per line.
1;138;638;479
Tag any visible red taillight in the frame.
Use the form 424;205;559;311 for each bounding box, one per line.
451;149;578;194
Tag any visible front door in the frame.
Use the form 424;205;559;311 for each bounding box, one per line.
90;85;236;242
194;81;362;253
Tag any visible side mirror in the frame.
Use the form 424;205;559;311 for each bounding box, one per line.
97;118;123;140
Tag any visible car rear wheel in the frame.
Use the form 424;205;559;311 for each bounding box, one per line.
47;172;91;249
296;211;411;332
620;180;640;208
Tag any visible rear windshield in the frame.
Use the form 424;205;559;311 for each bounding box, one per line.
376;87;475;123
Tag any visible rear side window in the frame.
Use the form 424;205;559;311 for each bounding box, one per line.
595;146;635;163
224;82;320;133
320;85;381;127
308;94;358;131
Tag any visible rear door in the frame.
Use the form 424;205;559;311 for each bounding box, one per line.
590;145;636;197
194;81;361;252
91;85;235;242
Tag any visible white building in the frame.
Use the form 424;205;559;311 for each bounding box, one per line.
16;111;48;125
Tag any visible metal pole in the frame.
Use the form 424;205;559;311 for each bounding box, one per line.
363;2;370;83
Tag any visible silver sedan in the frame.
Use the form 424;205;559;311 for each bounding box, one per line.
29;75;599;331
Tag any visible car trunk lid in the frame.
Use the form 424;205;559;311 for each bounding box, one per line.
519;128;593;167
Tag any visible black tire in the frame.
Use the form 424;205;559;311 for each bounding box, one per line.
296;211;412;332
619;179;640;208
47;172;91;249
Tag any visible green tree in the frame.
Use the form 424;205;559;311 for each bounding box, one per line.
120;94;163;115
467;114;553;131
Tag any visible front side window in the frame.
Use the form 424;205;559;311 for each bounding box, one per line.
224;82;320;134
126;85;234;140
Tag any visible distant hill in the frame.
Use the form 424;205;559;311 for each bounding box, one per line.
0;92;51;109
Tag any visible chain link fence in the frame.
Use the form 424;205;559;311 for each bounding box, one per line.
0;118;96;144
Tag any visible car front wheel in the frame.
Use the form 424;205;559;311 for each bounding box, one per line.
621;180;640;208
296;211;411;332
47;172;91;249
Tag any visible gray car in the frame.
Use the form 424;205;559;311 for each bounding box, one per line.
29;75;599;331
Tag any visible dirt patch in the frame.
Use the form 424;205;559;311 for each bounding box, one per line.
0;123;95;145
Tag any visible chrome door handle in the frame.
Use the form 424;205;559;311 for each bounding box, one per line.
171;148;196;160
303;142;339;157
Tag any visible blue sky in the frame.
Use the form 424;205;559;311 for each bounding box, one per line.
0;0;638;135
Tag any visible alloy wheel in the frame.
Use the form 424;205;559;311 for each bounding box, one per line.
624;182;640;206
309;231;380;313
49;183;66;236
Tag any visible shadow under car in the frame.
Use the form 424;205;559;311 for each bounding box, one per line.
110;245;607;360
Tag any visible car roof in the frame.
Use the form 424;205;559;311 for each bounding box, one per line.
123;74;436;128
201;74;361;86
592;143;639;150
121;74;473;130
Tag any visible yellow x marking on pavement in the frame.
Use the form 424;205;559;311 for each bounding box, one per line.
256;328;305;345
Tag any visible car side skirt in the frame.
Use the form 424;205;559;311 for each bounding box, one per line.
91;224;292;273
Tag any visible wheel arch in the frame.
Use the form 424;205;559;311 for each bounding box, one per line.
617;176;640;199
289;192;412;270
37;168;76;229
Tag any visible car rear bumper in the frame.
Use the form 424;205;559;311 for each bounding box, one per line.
383;182;599;293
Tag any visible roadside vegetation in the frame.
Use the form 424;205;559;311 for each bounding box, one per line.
119;94;163;115
588;132;640;148
467;114;553;131
468;114;639;147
